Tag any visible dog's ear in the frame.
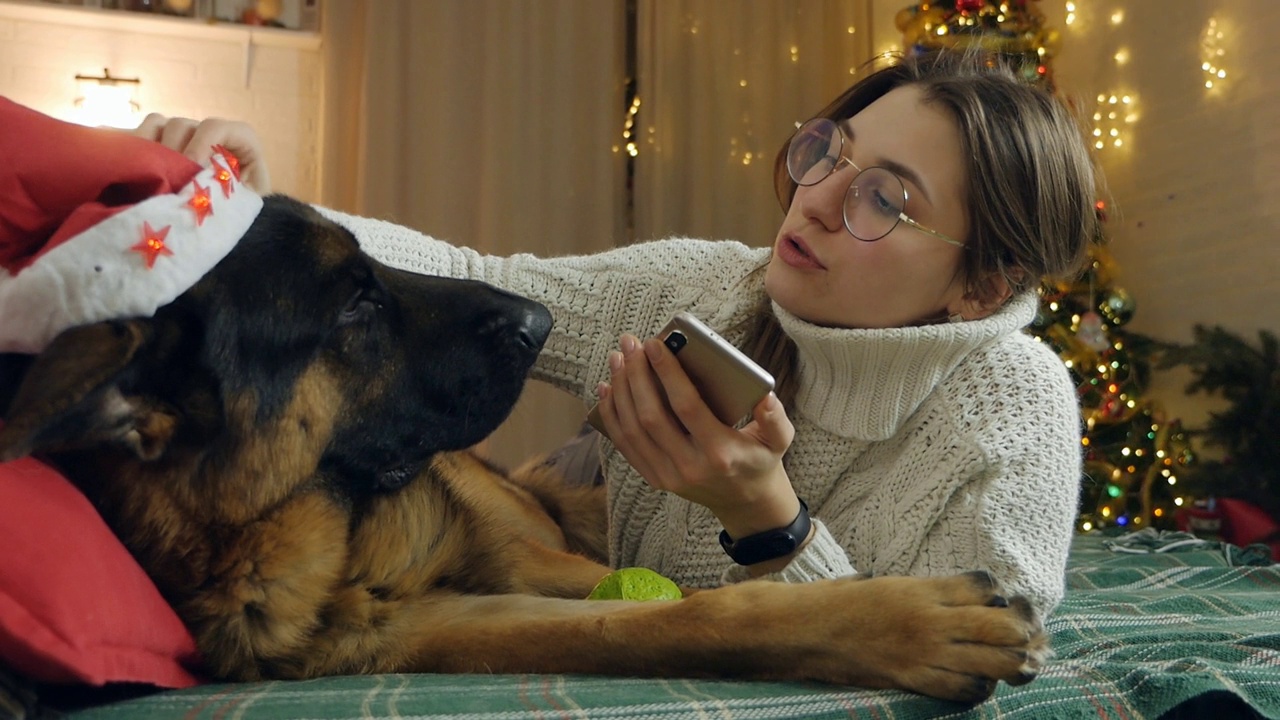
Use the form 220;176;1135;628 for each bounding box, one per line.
0;320;175;463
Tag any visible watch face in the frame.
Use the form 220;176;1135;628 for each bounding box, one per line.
719;498;810;565
721;530;799;565
753;532;799;558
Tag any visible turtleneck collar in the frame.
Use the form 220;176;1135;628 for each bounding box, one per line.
773;292;1038;440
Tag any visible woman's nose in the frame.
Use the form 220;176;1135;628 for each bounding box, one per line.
798;164;854;233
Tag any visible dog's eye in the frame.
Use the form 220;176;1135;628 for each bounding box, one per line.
339;291;380;326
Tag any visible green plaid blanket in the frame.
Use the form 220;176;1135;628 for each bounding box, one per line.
61;532;1280;719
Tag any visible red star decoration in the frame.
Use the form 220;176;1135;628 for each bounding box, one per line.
211;157;236;199
187;181;214;226
130;222;173;269
212;144;242;180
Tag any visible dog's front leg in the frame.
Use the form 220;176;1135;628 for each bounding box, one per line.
506;539;614;598
372;570;1045;703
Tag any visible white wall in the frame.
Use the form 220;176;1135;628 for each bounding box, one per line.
1044;0;1280;428
0;1;322;201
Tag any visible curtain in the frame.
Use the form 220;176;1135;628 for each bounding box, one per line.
320;0;627;467
634;0;873;249
319;1;877;467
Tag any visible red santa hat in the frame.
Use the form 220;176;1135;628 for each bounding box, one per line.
0;97;262;354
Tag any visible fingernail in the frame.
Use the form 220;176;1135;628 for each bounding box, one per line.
644;338;662;361
621;335;638;354
596;382;610;398
608;351;623;372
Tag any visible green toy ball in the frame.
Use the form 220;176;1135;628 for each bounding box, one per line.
587;567;682;601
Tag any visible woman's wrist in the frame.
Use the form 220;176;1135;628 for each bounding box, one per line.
712;464;801;541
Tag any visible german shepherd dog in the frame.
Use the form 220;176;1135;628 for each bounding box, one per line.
0;196;1047;703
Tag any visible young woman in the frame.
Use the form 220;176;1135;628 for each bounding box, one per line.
141;49;1097;616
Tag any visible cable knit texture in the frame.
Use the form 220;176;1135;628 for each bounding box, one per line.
319;206;1082;616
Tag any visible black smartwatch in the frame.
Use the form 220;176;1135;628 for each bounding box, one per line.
718;498;811;566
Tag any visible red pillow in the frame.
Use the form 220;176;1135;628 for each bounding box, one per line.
0;456;202;687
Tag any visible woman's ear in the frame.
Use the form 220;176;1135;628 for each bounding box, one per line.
950;270;1021;322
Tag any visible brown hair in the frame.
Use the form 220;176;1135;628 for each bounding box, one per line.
743;48;1098;407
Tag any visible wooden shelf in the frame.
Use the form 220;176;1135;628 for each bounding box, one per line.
0;0;321;50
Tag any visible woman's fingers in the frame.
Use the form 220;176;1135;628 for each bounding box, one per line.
130;115;272;194
742;392;795;453
132;112;168;141
163;117;200;156
187;119;271;193
605;337;684;489
641;336;734;451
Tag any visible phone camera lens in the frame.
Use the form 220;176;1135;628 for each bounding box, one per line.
664;331;687;353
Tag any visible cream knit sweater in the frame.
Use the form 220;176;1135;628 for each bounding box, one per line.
320;207;1082;615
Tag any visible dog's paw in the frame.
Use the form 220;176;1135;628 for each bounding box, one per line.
798;571;1048;703
878;571;1047;703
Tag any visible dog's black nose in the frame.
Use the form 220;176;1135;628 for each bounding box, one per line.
518;305;553;352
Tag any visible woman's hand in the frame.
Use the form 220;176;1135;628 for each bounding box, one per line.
132;114;271;194
594;333;800;542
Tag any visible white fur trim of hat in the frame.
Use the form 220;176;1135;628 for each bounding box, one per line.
0;97;262;354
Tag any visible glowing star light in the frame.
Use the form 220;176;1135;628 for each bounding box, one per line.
131;222;173;268
187;182;213;226
212;145;242;180
211;157;236;199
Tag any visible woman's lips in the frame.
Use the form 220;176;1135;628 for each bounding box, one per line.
776;234;826;270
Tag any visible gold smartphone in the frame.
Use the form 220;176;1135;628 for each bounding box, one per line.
586;312;776;437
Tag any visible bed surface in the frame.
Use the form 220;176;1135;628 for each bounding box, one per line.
48;531;1280;719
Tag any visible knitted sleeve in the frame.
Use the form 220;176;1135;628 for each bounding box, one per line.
719;520;859;585
316;206;770;404
914;334;1081;615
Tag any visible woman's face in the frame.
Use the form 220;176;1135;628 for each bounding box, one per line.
765;84;973;329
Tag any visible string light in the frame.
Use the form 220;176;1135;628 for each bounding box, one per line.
1201;18;1227;90
1065;2;1076;26
619;95;641;158
1091;93;1136;151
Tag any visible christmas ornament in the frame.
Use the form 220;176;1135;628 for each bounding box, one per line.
0;97;263;354
1076;311;1110;352
1099;287;1136;327
896;0;1057;90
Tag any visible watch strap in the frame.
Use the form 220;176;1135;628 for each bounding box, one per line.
718;498;811;566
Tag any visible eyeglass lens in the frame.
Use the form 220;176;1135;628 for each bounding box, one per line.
787;118;907;242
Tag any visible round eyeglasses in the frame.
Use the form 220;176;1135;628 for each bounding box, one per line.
786;118;964;248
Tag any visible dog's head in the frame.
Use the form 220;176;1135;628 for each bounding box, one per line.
0;195;551;511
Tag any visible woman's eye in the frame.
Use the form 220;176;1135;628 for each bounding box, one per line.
871;190;901;217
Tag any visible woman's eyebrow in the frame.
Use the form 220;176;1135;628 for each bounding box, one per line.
843;123;934;206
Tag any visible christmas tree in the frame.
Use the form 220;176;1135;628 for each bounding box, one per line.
896;0;1195;532
1153;326;1280;520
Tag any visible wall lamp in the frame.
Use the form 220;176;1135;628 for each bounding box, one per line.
72;68;142;128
